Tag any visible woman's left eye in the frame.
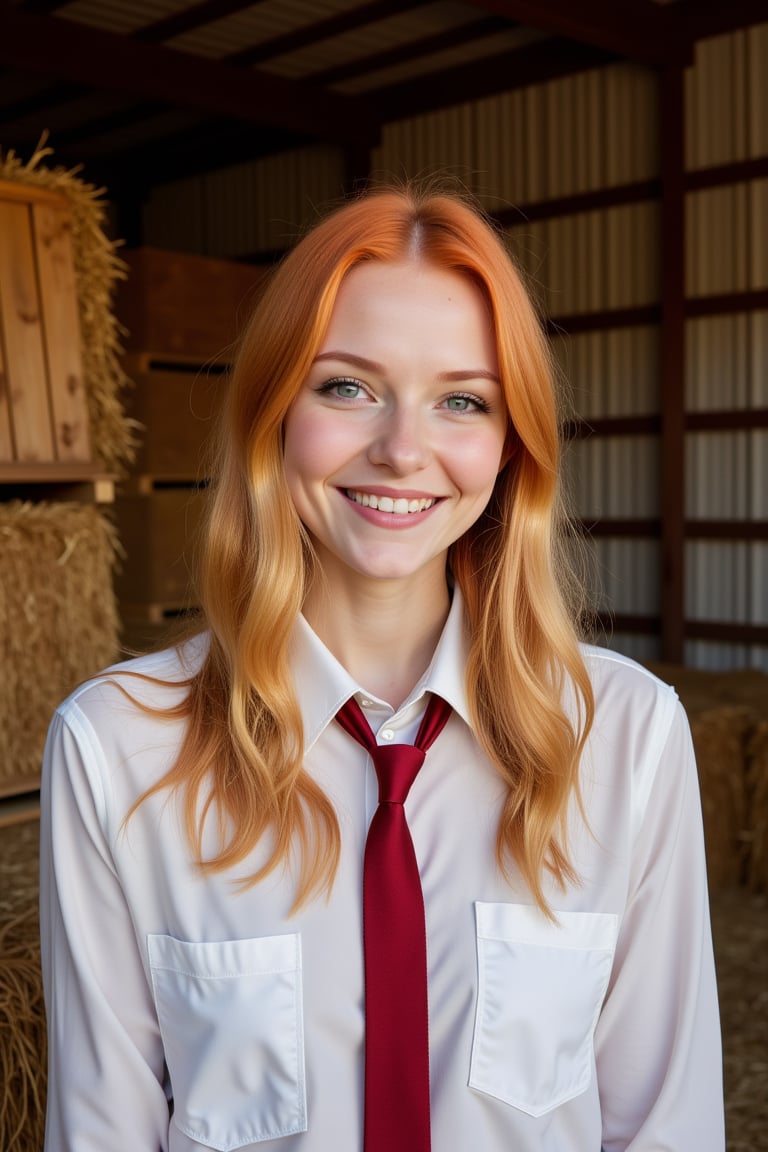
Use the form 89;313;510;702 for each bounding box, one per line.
442;392;490;413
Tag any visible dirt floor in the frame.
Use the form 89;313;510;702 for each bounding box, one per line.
710;887;768;1151
1;819;766;1150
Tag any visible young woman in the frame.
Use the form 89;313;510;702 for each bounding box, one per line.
40;185;723;1151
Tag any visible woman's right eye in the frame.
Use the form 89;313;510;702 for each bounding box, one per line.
317;377;365;399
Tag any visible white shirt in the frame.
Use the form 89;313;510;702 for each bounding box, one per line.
40;592;724;1151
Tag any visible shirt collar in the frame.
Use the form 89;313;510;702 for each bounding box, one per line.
289;588;472;751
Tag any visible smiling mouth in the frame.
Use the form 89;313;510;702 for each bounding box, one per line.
344;489;437;514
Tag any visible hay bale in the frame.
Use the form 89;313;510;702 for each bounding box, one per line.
645;662;768;720
0;501;120;788
746;722;768;894
689;707;752;891
0;909;46;1152
0;820;45;1152
646;663;768;893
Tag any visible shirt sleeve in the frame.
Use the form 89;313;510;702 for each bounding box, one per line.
40;705;171;1151
595;699;725;1152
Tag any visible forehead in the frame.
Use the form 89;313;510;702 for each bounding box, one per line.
320;259;497;363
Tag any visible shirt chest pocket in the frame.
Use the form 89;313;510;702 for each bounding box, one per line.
470;902;618;1118
148;932;307;1150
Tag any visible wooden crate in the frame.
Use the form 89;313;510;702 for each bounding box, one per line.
113;486;208;608
115;247;270;361
122;354;227;480
0;180;91;465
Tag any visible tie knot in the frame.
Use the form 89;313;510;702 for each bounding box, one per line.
372;742;426;804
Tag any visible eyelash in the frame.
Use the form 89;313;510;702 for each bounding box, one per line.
317;378;492;413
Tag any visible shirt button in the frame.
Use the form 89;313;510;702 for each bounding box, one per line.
361;698;373;707
380;728;395;741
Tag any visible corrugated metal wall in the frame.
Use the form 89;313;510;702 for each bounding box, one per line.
143;145;346;257
141;25;768;670
684;25;768;670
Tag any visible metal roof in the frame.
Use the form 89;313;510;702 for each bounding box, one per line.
0;0;753;202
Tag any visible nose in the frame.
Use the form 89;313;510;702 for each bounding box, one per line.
367;407;430;474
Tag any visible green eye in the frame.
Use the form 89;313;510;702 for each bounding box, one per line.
318;377;364;399
446;395;471;411
335;381;361;398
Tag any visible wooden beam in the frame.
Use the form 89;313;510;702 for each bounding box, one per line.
545;305;661;335
577;519;661;537
309;15;511;87
665;0;768;43
565;415;661;439
135;0;265;43
366;36;613;121
0;8;373;145
495;179;660;227
685;620;768;645
687;290;768;318
659;64;686;664
84;117;308;189
462;0;689;66
687;409;768;431
687;156;768;191
228;0;422;66
685;520;768;541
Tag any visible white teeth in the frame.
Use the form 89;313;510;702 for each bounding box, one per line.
346;490;435;514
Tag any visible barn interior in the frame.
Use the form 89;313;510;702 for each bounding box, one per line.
0;2;766;1148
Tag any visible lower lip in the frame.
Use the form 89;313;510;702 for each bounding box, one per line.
341;491;441;529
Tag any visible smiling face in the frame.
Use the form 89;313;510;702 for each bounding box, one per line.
282;259;510;597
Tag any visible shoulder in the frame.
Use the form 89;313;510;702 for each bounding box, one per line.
579;643;684;762
580;643;678;703
45;634;210;808
54;632;209;739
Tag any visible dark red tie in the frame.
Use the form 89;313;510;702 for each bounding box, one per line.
336;692;452;1152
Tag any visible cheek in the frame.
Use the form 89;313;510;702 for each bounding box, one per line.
447;429;508;493
283;409;327;482
283;407;361;491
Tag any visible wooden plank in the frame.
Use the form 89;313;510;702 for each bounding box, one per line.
113;487;208;604
125;367;224;479
0;776;41;803
0;792;40;828
0;199;55;462
0;322;13;461
0;178;66;208
32;199;92;461
115;247;268;360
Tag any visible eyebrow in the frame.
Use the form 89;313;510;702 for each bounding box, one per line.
314;350;501;385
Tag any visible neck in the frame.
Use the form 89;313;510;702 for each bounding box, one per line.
302;571;451;709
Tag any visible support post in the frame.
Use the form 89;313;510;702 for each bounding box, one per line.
659;63;686;663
